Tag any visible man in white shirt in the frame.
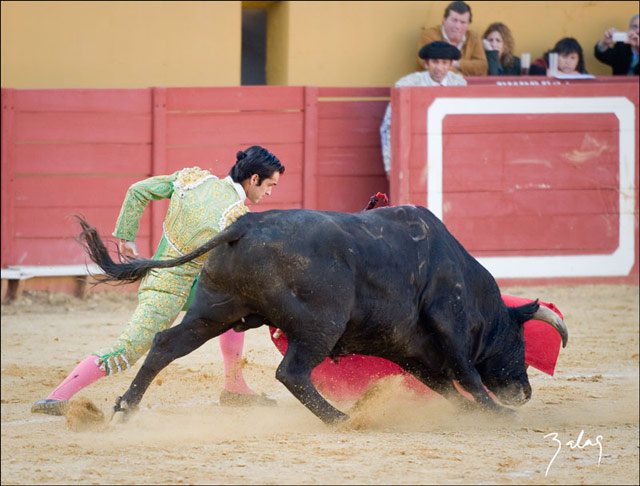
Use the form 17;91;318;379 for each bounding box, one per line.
380;41;467;175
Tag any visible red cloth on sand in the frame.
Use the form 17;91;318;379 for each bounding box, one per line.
268;295;563;403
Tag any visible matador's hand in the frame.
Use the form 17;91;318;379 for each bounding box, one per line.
119;239;139;258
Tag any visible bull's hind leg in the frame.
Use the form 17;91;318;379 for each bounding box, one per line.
276;338;348;425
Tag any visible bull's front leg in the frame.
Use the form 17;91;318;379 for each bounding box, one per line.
401;359;480;412
428;308;516;415
448;358;516;415
275;341;348;425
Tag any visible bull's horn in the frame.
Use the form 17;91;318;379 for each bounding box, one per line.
532;305;569;348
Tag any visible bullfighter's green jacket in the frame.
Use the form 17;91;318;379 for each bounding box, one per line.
95;167;249;375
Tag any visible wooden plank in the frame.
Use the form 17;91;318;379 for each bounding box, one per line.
13;207;151;238
303;86;319;210
317;87;390;98
315;175;389;212
12;143;151;175
446;213;619;252
11;236;152;266
408;190;428;207
166;112;303;146
407;135;428;175
151;88;168;257
317;147;385;176
409;130;621;185
13;89;151;112
318;100;388;119
442;189;620;218
438;113;619;135
14;112;152;143
165;143;303;175
317;117;382;148
246;201;303;212
1;89;15;266
476;248;620;258
440;132;619;191
12;176;143;208
259;173;303;205
393;87;412;205
166;86;304;112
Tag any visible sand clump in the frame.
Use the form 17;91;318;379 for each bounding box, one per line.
65;397;106;432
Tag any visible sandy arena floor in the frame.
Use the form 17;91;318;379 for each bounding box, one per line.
1;284;638;485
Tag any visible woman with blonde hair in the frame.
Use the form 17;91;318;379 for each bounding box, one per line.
482;22;521;75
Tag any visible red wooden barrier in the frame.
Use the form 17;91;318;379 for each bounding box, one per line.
3;81;636;288
1;86;387;271
389;80;639;284
1;88;152;267
315;87;389;212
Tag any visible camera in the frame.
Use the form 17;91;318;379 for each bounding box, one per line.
612;31;628;43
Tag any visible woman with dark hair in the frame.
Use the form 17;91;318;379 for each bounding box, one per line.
32;146;285;415
530;37;588;75
482;22;521;75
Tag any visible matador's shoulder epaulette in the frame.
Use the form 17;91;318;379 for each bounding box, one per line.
173;167;215;198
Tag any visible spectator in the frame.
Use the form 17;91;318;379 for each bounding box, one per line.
381;42;467;176
417;0;488;76
482;22;521;75
594;14;639;75
530;37;588;75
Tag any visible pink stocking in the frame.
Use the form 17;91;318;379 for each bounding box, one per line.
219;329;254;395
47;355;106;401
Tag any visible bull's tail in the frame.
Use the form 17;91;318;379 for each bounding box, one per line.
74;215;244;285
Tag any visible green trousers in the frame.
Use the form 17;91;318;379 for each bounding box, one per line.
94;236;202;375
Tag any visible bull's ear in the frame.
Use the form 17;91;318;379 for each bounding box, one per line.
508;300;539;325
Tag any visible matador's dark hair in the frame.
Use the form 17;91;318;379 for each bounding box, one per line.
228;146;285;185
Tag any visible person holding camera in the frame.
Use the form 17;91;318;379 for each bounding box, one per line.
594;14;639;75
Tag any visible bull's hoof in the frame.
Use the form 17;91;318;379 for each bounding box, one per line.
485;402;520;420
110;395;137;422
327;412;349;426
497;406;521;421
219;390;277;407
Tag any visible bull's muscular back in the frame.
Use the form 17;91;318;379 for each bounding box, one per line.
201;205;498;342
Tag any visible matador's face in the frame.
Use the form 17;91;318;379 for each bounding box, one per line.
244;171;280;204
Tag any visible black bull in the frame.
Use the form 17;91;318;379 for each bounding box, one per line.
76;205;568;424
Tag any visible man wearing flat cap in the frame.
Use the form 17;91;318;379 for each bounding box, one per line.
379;41;467;175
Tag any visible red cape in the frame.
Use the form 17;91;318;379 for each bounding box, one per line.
269;295;563;403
